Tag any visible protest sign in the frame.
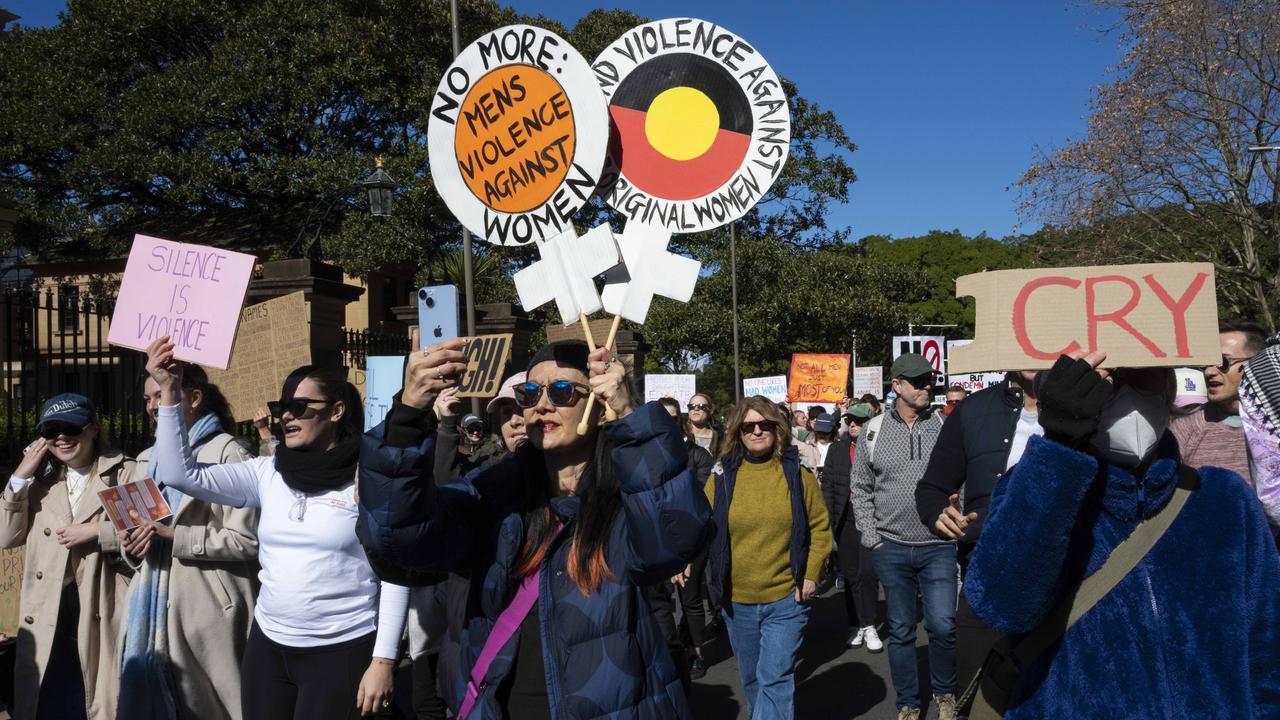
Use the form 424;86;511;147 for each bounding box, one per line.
743;375;788;403
206;292;311;422
0;547;21;635
644;374;698;406
107;235;255;369
852;366;884;400
98;478;173;533
458;334;514;398
513;225;618;325
364;356;403;429
893;335;946;389
601;222;701;323
428;25;609;246
945;339;1005;391
592;18;791;234
949;262;1220;374
787;354;850;404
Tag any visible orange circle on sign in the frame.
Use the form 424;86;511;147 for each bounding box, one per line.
454;65;576;214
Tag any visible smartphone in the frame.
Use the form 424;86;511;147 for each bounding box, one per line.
417;285;459;345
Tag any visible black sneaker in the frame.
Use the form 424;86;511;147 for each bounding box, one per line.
689;657;707;680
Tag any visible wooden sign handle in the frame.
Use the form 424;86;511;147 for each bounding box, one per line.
576;314;623;434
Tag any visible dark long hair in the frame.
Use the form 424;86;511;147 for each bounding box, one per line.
511;429;622;596
280;365;364;441
179;364;236;434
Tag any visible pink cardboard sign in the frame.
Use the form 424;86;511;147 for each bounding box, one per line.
107;235;255;369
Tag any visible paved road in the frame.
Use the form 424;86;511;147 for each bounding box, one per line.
688;588;948;720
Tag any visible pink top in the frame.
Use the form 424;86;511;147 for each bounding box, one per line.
1169;404;1251;483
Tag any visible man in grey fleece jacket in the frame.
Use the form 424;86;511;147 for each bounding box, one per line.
851;353;957;720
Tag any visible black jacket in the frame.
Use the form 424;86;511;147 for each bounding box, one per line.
915;378;1026;546
684;435;714;487
821;436;854;523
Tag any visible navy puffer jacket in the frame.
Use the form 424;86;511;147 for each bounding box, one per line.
357;401;713;719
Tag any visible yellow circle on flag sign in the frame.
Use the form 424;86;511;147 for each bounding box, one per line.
428;25;609;247
645;87;720;161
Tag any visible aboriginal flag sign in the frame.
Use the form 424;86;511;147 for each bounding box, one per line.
592;19;791;233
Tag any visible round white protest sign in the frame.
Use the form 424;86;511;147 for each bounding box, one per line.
591;18;791;233
427;25;609;246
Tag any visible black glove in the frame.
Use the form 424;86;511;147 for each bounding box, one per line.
1036;355;1114;448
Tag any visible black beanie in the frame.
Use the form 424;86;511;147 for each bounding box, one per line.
526;340;591;375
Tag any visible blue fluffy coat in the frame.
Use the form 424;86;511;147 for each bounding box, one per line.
967;434;1280;719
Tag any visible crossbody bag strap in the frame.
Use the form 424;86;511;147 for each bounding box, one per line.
459;570;541;719
968;463;1198;719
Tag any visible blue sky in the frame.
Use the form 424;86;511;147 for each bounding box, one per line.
4;0;1123;240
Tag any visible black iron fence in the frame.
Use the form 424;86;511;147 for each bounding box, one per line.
1;286;411;470
0;287;154;465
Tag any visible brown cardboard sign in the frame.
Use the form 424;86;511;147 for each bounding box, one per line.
949;262;1220;374
206;292;311;421
458;334;513;398
0;547;22;635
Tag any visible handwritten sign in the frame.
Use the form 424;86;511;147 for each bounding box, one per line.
852;366;884;400
644;374;698;406
107;235;255;369
0;547;22;635
949;262;1220;374
364;356;403;429
98;478;173;533
592;18;791;233
458;334;514;398
743;375;788;403
428;25;609;246
206;292;311;422
787;354;850;404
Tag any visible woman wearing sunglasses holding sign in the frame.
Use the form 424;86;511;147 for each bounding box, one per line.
357;338;712;719
705;396;832;720
2;393;136;720
143;338;408;720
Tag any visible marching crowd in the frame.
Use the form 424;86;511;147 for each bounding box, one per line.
2;318;1279;720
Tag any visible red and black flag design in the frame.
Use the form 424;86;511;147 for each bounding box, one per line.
608;53;753;201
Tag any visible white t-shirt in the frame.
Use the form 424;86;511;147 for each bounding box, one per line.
7;464;93;512
153;404;407;657
1006;408;1045;471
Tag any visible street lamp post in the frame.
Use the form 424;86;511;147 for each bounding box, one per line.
730;222;741;403
450;0;480;415
360;157;396;217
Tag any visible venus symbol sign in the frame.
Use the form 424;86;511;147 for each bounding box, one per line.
428;25;610;247
512;224;619;326
600;223;700;323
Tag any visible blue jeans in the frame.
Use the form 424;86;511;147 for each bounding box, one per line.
871;539;958;709
723;593;810;720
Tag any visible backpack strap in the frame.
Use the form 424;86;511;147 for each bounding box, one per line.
863;413;885;466
967;463;1198;719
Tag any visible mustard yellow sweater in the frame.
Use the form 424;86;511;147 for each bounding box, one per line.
705;456;833;604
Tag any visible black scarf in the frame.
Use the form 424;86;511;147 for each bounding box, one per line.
274;434;360;493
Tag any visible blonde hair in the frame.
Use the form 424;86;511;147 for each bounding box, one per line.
721;396;790;462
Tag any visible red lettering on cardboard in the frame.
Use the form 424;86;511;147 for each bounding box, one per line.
1085;275;1164;358
1142;271;1208;358
1012;276;1082;359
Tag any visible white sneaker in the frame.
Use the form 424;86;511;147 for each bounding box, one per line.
862;625;883;653
847;627;865;647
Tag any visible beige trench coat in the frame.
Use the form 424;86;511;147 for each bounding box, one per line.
132;435;259;720
0;450;136;720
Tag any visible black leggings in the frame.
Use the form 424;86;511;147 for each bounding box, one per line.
677;545;710;651
835;509;880;629
241;622;376;720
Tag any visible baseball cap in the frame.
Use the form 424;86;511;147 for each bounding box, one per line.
1174;367;1208;408
812;413;836;434
890;353;936;379
486;371;527;414
844;403;875;421
461;414;483;430
37;393;96;431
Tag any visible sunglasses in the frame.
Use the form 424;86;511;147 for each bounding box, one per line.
39;423;84;439
1204;356;1250;374
687;403;711;412
899;375;935;390
512;381;590;409
267;398;332;419
740;420;777;436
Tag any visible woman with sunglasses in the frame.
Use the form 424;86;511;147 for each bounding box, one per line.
2;393;136;720
143;338;408;720
705;396;832;720
685;394;723;458
118;365;258;720
357;338;712;719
